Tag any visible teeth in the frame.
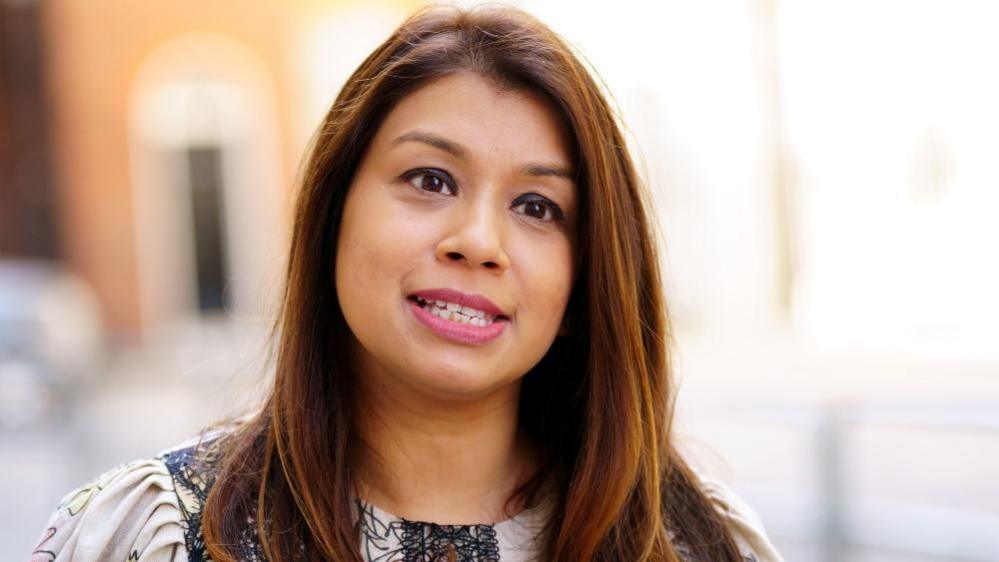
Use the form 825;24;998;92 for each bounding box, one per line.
414;296;498;326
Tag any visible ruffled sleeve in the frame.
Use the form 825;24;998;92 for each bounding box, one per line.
700;475;785;562
30;458;187;562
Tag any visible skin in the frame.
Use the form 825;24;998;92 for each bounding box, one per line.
334;71;578;524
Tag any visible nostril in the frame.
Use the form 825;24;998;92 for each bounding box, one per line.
445;252;463;261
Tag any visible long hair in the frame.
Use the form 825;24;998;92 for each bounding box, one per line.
202;5;744;561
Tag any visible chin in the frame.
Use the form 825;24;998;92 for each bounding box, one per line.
413;366;512;401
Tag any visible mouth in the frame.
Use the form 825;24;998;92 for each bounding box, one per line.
406;294;510;327
405;290;510;345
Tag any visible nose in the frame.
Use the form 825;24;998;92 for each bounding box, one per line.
435;195;510;273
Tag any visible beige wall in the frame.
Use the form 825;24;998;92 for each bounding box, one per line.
39;0;414;343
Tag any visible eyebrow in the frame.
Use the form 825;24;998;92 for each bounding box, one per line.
520;163;574;181
390;129;575;182
391;130;466;158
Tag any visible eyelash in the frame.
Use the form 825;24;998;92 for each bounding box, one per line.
401;167;566;223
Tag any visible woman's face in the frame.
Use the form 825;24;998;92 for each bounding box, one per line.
335;71;577;402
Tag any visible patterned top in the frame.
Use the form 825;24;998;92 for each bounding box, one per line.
30;436;784;562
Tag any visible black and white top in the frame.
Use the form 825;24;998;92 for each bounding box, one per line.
30;436;784;561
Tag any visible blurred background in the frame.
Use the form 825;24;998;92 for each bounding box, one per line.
2;0;997;560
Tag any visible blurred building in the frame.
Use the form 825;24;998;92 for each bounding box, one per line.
2;0;418;348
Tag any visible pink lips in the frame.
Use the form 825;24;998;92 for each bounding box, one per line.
407;288;509;345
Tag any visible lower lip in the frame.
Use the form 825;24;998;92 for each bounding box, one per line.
408;299;507;345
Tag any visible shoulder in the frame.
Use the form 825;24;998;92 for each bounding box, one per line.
30;433;227;562
697;473;785;562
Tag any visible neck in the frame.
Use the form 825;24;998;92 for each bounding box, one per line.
354;371;536;525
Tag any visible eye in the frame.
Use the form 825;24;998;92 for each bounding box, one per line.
403;168;457;196
512;193;565;223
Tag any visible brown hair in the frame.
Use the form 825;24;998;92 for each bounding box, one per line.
202;5;744;561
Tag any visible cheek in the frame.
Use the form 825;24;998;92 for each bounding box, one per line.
336;196;431;300
512;236;574;329
339;238;382;297
338;222;404;295
337;194;389;305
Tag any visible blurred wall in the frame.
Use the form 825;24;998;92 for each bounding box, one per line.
39;0;419;345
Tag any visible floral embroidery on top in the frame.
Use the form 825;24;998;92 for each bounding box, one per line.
161;440;218;562
359;499;502;562
156;437;759;562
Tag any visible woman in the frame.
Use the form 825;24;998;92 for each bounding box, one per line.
32;5;783;562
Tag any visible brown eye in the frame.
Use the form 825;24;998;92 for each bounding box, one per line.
521;201;549;220
512;194;564;223
413;173;444;192
404;169;456;196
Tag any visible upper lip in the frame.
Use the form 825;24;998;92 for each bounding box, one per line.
408;288;509;318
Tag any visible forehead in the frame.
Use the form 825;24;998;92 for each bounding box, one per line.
369;72;575;168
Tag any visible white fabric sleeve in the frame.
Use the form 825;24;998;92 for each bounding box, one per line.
699;475;785;562
29;458;188;562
